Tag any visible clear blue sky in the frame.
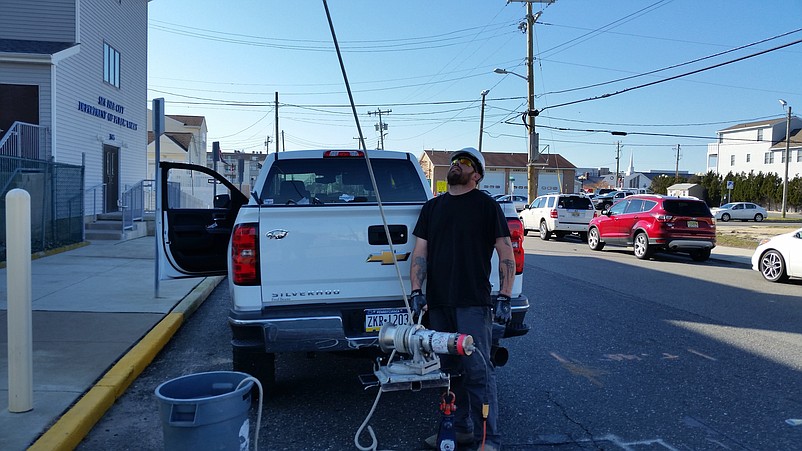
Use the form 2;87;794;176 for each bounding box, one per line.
147;0;802;174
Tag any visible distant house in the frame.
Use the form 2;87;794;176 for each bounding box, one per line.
707;116;802;177
667;183;704;199
419;150;577;198
146;114;208;179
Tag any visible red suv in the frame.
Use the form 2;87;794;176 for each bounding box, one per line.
587;195;716;261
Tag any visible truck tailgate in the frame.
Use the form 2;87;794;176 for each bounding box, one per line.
259;204;420;305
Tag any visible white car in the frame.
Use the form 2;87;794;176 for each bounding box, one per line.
752;227;802;282
711;202;767;222
495;194;528;212
520;193;597;240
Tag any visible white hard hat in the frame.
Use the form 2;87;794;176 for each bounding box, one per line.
450;147;485;179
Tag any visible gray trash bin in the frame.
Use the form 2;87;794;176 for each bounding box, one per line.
155;371;254;451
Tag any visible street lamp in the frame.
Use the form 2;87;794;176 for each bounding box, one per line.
493;68;528;81
479;89;490;152
780;99;792;218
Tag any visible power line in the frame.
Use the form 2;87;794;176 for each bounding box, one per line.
538;27;802;97
537;37;802;114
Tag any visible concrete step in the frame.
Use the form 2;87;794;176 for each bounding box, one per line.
84;221;148;241
86;220;125;231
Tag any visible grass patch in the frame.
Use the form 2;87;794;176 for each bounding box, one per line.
716;233;759;250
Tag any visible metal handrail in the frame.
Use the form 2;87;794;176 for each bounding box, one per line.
0;121;50;160
85;182;106;217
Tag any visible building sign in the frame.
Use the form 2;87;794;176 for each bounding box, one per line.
77;96;138;130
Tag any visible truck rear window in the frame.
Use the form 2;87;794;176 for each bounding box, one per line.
260;158;428;205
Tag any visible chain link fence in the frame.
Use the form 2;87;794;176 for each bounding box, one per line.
0;154;84;262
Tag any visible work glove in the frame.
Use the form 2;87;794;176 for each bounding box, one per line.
410;289;427;317
494;295;512;324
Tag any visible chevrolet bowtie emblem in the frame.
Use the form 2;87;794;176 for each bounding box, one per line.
367;251;410;265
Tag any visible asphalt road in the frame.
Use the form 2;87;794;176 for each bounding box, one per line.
79;236;802;450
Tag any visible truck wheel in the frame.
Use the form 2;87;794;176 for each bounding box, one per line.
233;347;276;393
633;232;651;260
539;221;551;241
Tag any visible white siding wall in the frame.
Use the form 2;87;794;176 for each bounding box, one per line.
706;118;802;177
0;63;53;134
0;0;76;42
54;0;148;213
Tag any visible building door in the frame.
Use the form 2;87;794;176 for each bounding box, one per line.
103;145;119;213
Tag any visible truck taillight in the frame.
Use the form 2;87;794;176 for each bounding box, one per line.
507;217;525;275
231;223;260;286
549;209;558;219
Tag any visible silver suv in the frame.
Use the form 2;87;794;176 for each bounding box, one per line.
520;193;597;241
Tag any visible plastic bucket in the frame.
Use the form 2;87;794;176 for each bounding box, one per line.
155;371;254;451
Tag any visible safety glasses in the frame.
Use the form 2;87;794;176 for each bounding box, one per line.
450;157;474;168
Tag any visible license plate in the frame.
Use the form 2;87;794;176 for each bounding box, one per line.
364;308;409;332
687;220;698;228
571;211;580;216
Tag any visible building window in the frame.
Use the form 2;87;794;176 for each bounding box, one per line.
103;42;120;88
730;155;735;166
746;154;750;163
797;150;802;163
757;129;763;141
764;152;774;164
782;150;787;163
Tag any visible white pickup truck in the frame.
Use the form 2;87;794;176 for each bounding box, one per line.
157;150;529;389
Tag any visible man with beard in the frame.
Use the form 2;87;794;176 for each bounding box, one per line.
410;147;515;451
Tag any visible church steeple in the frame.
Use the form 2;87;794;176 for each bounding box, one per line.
626;152;635;176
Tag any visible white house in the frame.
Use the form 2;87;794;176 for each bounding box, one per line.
0;0;149;215
707;116;802;178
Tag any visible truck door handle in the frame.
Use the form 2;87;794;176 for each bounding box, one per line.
266;229;288;240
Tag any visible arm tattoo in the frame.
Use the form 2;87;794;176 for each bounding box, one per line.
496;236;515;296
499;258;515;295
411;255;427;289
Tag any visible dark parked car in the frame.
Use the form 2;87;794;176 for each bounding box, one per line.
587;195;716;261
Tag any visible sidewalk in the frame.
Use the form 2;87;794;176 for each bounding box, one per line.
0;236;221;451
710;244;755;267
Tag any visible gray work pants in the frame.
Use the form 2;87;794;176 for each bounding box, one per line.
428;306;500;447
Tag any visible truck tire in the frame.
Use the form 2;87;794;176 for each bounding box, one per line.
233;347;276;392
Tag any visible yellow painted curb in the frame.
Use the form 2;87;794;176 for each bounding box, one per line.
28;386;116;451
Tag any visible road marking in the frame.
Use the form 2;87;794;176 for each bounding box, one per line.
687;348;717;361
549;352;606;387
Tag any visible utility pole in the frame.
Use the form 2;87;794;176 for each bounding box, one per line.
780;101;792;218
509;0;551;203
674;144;681;183
478;90;489;152
526;1;538;204
274;92;279;153
615;141;621;188
367;108;391;150
264;136;272;153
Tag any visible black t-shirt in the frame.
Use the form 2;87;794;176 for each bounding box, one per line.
412;189;510;308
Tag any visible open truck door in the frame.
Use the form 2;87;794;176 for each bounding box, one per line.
157;162;247;279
